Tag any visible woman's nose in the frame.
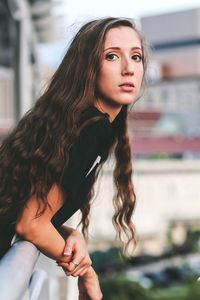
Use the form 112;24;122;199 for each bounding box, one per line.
121;58;134;76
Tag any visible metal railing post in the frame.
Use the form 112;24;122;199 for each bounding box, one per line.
0;239;39;300
29;269;49;300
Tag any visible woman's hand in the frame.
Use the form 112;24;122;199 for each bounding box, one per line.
57;229;92;277
78;267;103;300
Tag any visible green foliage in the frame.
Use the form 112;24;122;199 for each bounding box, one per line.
166;226;200;254
151;283;200;300
186;229;200;252
149;286;188;300
186;282;200;299
90;246;200;299
100;277;151;300
90;247;127;274
99;276;200;300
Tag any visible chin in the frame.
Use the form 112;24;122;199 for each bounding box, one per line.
121;98;138;106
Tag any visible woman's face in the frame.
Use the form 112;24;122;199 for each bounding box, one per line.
96;26;144;120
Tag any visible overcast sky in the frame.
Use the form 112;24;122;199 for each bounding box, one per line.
40;0;200;67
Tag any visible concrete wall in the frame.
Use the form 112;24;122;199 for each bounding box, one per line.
77;159;200;254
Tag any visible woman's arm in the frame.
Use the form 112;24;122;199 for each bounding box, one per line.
15;184;103;299
15;184;93;275
15;184;73;263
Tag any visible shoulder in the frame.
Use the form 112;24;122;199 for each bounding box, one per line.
79;106;112;140
69;107;114;160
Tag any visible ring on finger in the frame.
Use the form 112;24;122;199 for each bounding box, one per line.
72;261;79;269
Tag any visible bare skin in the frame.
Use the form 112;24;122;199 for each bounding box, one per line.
15;184;102;299
95;26;144;121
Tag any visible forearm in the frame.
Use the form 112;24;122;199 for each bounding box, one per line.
15;186;77;263
17;222;71;263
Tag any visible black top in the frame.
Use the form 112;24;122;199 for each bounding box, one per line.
0;106;115;258
52;106;114;226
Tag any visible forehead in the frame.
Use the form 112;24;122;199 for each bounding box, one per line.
104;26;142;49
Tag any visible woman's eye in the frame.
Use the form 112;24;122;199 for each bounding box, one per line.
132;54;143;62
105;53;118;61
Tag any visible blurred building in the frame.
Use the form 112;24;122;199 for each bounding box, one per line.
141;8;200;79
72;158;200;256
0;0;65;142
84;5;200;258
129;8;200;157
0;2;76;298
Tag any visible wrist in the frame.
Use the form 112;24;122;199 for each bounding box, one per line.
59;225;76;238
71;228;81;237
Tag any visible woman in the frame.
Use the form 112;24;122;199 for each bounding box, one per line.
0;17;148;299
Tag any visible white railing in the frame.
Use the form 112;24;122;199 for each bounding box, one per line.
0;238;50;300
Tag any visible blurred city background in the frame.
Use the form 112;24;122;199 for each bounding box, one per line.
0;0;200;299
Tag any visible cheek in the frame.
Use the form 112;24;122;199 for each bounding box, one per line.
99;62;117;79
97;74;106;94
138;68;144;85
97;68;114;91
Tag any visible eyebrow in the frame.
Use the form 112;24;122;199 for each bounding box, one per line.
103;46;142;52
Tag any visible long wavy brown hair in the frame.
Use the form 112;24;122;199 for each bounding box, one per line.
0;17;148;254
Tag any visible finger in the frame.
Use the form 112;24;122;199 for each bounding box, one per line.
69;266;90;277
67;256;84;272
63;233;79;257
64;259;90;276
67;260;83;273
70;252;91;269
57;262;70;271
69;257;91;276
79;267;91;277
68;257;91;273
63;241;73;256
72;266;89;277
60;266;75;277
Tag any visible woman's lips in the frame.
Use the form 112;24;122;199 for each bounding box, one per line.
119;82;135;92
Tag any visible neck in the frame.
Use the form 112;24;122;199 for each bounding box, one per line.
94;99;122;122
